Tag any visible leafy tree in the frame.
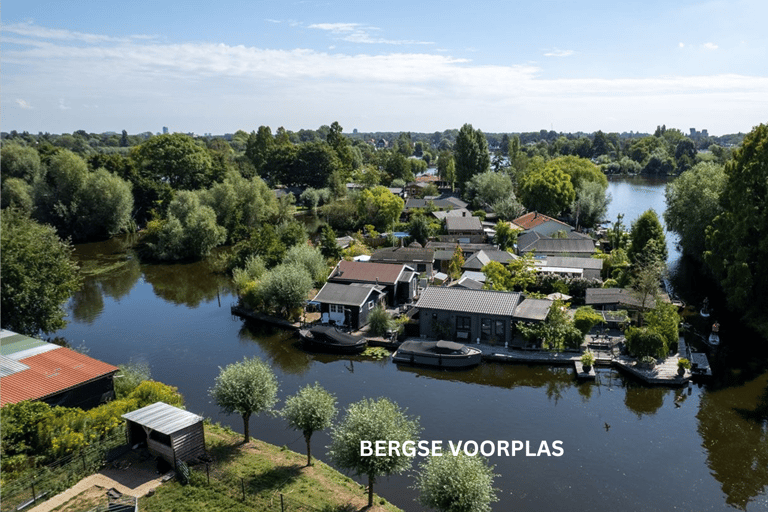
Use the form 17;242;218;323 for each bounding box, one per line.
493;221;517;251
518;165;575;217
491;195;526;221
328;397;421;508
570;180;610;229
704;124;768;334
320;224;343;261
448;245;465;280
368;305;395;336
281;383;337;466
1;210;82;336
357;186;405;231
631;244;666;314
454;124;490;191
1;177;34;213
645;300;680;351
465;171;514;209
132;133;214;189
408;213;432;247
113;361;152;399
664;162;725;261
608;213;629;250
628;209;667;263
283;243;328;285
257;263;314;319
437;151;456;189
209;357;278;444
624;326;667;359
415;452;499;512
0;142;43;184
143;191;227;261
547;155;608;189
573;306;603;335
482;253;536;292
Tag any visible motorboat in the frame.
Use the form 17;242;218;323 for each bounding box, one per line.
392;340;482;369
299;325;367;354
706;321;720;348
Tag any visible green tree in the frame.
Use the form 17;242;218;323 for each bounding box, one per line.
1;210;82;336
631;244;666;314
257;263;314;319
1;177;34;213
283;243;328;285
328;397;421;508
704;124;768;334
573;306;603;335
132;133;214;189
628;209;667;263
465;171;514;209
664;162;726;261
357;186;405;232
320;224;343;261
281;383;337;466
624;326;667;359
0;142;43;184
491;195;525;221
209;357;278;444
570;180;610;229
437;151;456;190
448;245;465;280
454;124;490;191
368;305;395;336
415;453;499;512
408;213;432;247
645;300;680;351
493;221;517;251
518;165;575;217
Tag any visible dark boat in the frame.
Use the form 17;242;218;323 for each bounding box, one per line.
392;339;482;369
299;325;367;354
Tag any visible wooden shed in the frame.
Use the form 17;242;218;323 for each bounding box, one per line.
122;402;205;466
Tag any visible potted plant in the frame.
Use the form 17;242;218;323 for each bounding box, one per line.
581;351;595;372
677;358;691;376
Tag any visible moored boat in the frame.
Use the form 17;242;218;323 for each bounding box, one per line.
299;325;367;354
392;339;482;369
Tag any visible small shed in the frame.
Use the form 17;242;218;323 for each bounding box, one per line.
122;402;205;466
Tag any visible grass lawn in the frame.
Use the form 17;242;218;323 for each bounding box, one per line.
140;423;403;512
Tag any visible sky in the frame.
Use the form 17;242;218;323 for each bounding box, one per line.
2;0;767;136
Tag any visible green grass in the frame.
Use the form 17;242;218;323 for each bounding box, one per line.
140;423;403;512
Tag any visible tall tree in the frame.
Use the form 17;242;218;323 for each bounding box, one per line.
245;126;274;178
628;209;667;263
415;453;499;512
209;357;278;444
454;124;490;192
704;124;768;334
328;397;421;508
518;165;575;217
132;133;214;190
448;245;465;280
1;210;82;336
281;383;337;466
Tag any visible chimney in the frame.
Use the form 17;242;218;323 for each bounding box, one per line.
462;211;467;217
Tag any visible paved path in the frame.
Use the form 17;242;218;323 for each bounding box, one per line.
27;464;171;512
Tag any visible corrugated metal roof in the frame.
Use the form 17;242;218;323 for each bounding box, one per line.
0;347;119;406
122;402;202;435
415;287;521;316
513;299;553;321
0;330;56;357
0;355;30;377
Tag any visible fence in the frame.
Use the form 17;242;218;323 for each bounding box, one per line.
187;460;330;512
0;431;128;512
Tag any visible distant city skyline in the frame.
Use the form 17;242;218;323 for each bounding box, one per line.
3;1;767;136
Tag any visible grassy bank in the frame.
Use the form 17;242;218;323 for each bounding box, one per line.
140;423;403;512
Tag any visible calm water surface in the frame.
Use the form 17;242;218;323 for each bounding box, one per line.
54;179;768;511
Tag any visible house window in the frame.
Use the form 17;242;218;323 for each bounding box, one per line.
495;320;506;340
330;304;344;314
456;316;471;331
368;300;375;310
481;318;492;340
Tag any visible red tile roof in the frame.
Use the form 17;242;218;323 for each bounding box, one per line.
329;260;406;285
0;347;119;406
513;212;571;230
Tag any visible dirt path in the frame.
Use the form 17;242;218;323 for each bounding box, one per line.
28;459;171;512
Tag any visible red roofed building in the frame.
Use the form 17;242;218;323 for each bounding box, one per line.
512;212;574;237
1;330;119;409
328;260;419;306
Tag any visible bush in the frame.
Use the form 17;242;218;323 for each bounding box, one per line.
625;327;668;359
368;305;394;336
573;306;603;335
113;361;151;399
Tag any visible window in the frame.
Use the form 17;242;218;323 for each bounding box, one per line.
330;304;344;314
368;300;375;310
495;320;506;340
456;316;471;331
481;318;492;340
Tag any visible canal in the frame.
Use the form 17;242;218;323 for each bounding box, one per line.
53;178;768;511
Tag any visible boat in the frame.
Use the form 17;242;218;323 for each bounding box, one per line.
299;325;367;354
706;321;720;348
392;340;482;369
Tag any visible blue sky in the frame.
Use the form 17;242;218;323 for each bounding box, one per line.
3;0;767;135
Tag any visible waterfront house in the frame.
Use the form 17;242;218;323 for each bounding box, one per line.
327;260;419;306
585;288;669;312
517;235;597;258
311;282;387;329
414;287;522;345
0;329;119;409
369;245;435;276
534;256;604;280
513;212;575;237
123;401;205;466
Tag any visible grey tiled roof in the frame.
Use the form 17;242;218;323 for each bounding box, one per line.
513;298;553;321
519;238;596;255
313;282;383;307
446;216;484;232
539;256;603;270
415;287;521;316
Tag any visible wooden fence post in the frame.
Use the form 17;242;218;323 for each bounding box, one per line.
280;493;285;512
31;480;37;504
206;463;210;485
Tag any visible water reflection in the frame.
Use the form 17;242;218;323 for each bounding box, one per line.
698;374;768;509
141;260;233;308
624;383;668;417
236;322;312;376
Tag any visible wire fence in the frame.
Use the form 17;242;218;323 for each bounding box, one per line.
0;431;128;512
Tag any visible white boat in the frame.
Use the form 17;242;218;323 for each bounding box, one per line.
392;340;482;369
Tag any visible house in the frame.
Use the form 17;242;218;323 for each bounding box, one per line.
123;401;205;466
431;208;472;221
445;214;485;237
512;298;553;322
369;246;435;276
517;237;597;258
513;212;575;237
534;256;604;280
311;282;387;329
585;288;669;311
462;249;518;271
452;276;484;290
426;242;498;273
328;260;419;305
414;287;522;345
0;330;119;409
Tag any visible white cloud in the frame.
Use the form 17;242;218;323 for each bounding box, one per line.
679;42;685;48
58;99;71;110
2;21;156;44
544;49;575;57
15;99;33;109
704;42;719;50
308;22;433;45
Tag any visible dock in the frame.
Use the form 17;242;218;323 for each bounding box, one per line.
230;305;301;331
574;360;596;380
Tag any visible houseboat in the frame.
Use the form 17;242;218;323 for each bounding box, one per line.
392;340;482;369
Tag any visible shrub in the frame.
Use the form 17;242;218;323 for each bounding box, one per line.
625;327;667;359
368;305;394;336
573;306;603;335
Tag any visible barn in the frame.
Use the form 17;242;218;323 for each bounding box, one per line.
122;402;205;466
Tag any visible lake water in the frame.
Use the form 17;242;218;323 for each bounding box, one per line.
53;178;768;511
